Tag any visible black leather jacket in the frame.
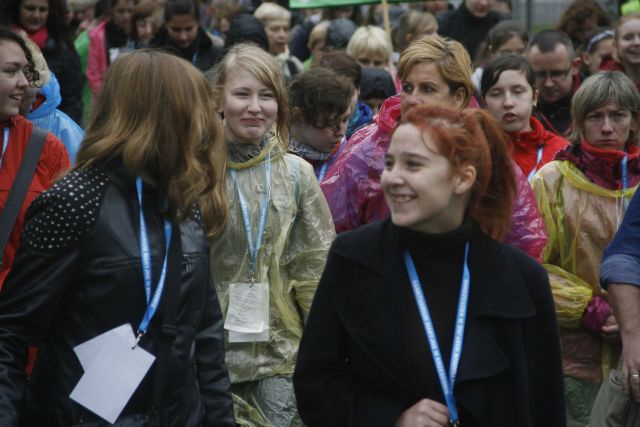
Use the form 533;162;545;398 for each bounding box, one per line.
0;160;234;426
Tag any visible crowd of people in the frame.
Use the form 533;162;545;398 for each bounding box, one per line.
0;0;639;426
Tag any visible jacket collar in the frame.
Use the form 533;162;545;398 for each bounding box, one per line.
335;219;535;317
555;141;640;190
509;116;546;150
332;219;536;399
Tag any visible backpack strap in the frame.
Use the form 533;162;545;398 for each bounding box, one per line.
0;126;48;265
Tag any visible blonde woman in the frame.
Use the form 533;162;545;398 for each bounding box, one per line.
346;25;393;69
254;2;304;81
208;44;335;426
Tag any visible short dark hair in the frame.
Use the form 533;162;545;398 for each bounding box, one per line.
164;0;200;22
288;68;355;127
360;67;396;100
313;51;361;88
481;54;535;98
528;29;576;61
223;13;269;55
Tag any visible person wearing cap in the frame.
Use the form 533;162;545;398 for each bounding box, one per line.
221;13;269;55
324;17;357;52
359;67;396;115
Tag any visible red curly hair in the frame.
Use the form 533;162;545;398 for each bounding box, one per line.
398;104;516;240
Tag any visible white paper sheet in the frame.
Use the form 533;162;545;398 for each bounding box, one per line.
224;282;269;333
70;325;155;424
73;324;135;371
228;328;270;343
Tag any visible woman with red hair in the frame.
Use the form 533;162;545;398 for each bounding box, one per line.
293;103;566;427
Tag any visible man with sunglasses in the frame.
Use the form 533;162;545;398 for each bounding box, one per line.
527;30;582;137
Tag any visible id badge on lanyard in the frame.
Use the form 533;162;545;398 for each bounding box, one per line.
225;152;271;342
70;178;172;422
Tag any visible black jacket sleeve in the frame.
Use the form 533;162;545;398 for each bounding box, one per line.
194;275;235;427
293;245;406;427
525;264;567;427
0;189;85;426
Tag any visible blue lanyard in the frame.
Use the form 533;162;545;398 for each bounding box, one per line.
228;151;271;279
316;137;346;182
404;242;471;425
527;145;544;183
1;128;10;170
134;177;172;345
317;161;330;183
622;154;628;191
192;50;199;64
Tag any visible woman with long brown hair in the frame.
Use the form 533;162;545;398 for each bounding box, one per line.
294;103;565;426
0;49;234;426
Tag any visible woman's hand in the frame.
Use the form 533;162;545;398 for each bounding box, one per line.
395;399;450;427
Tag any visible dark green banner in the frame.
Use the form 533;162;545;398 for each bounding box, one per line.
289;0;406;9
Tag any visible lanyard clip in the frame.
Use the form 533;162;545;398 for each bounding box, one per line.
450;420;460;427
132;330;144;350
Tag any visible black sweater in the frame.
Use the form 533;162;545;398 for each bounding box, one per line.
436;2;505;60
400;220;474;421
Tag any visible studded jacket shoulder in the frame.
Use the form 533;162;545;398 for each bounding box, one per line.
22;165;109;252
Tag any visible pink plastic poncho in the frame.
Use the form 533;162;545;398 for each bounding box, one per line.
320;95;547;261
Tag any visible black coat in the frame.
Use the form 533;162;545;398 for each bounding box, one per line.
0;161;234;426
436;2;505;60
293;219;566;427
153;28;222;72
42;37;83;125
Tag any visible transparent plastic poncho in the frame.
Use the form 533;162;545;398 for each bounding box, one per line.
210;139;336;384
532;160;636;382
321;95;548;260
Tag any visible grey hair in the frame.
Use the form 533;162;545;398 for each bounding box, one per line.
570;71;640;144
